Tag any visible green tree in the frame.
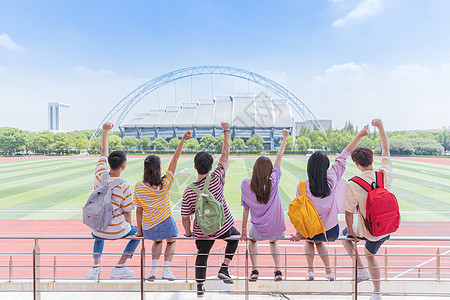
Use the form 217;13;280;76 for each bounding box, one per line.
279;135;294;150
0;127;28;155
90;137;102;152
232;137;245;150
214;135;224;150
200;135;215;150
168;138;180;150
109;135;122;150
139;137;152;150
76;138;90;151
247;135;264;151
358;136;376;149
308;131;327;149
437;130;450;151
185;138;200;150
152;137;168;150
31;131;55;154
327;131;353;150
122;137;139;150
295;136;312;151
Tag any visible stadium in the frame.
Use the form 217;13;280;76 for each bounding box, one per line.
121;92;293;150
90;66;326;149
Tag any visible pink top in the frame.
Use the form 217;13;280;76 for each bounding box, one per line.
296;150;350;231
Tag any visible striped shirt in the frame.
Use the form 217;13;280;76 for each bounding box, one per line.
133;170;174;230
91;156;133;239
181;163;234;239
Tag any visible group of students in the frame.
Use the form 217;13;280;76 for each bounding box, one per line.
85;119;393;300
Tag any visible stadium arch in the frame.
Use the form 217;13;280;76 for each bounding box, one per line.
90;66;324;149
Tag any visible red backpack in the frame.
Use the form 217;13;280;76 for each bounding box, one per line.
350;171;400;237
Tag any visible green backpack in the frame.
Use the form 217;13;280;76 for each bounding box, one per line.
189;176;225;235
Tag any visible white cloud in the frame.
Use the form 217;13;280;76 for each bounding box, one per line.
388;64;432;81
0;33;21;50
333;0;383;27
72;65;116;77
314;62;365;82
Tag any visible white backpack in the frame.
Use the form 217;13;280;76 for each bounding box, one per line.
83;172;124;231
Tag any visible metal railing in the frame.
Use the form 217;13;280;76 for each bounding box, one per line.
1;235;450;299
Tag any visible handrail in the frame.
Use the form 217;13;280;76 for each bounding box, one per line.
2;235;450;300
2;234;450;241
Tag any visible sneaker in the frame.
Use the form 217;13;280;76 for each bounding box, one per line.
162;269;176;281
197;283;205;298
146;268;157;282
218;268;234;284
306;271;315;281
110;265;134;279
85;266;100;280
324;272;335;281
357;268;371;283
370;293;382;300
248;270;259;282
274;270;283;281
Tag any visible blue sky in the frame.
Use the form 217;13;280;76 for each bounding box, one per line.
1;0;450;131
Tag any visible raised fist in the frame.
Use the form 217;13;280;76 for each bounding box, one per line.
183;131;192;140
102;122;113;131
221;122;229;131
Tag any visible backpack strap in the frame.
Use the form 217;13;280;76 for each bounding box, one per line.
108;178;125;190
299;181;306;196
349;176;372;192
189;183;203;196
203;176;212;193
375;171;384;189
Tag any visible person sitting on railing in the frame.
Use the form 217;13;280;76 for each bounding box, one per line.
240;129;289;282
181;122;240;298
342;119;392;300
133;130;191;281
290;125;369;281
85;122;140;280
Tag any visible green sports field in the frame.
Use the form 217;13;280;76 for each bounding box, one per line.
0;156;449;221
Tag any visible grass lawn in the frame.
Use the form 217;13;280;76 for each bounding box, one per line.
0;155;449;221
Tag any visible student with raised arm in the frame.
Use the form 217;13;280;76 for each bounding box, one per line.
240;129;289;282
181;122;239;298
342;119;392;300
133;131;191;281
290;125;369;281
85;123;140;280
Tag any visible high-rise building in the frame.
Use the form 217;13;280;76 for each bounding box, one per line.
48;102;71;132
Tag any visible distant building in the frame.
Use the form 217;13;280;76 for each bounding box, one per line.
121;93;294;150
48;102;71;132
295;120;332;136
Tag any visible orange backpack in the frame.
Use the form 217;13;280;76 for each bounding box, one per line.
288;181;327;239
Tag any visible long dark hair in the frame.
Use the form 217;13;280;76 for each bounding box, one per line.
143;155;165;187
250;156;273;204
307;151;331;198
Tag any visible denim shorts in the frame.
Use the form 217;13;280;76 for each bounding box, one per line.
249;226;285;241
307;224;339;242
342;227;390;254
143;216;178;240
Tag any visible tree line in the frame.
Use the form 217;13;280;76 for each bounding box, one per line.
0;122;448;156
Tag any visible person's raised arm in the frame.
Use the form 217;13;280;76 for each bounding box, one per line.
168;131;192;174
275;129;289;166
219;122;230;166
372;119;390;157
101;122;113;157
344;124;369;153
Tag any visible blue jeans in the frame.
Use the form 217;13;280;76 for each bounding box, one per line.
92;226;140;259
